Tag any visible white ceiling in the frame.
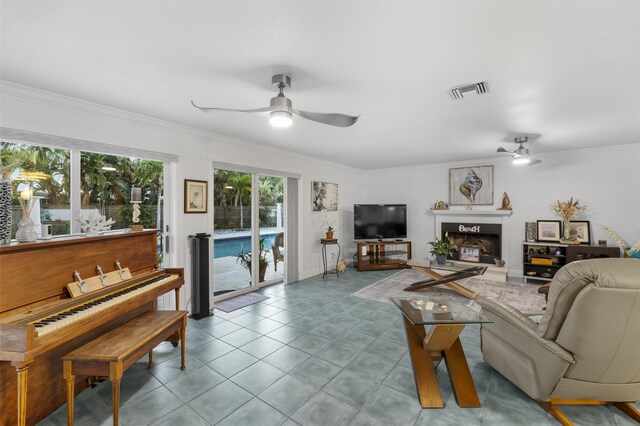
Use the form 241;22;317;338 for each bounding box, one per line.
2;1;639;169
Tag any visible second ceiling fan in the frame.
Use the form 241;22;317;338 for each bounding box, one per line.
497;136;542;166
192;74;360;128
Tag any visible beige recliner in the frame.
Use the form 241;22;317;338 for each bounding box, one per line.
477;258;640;425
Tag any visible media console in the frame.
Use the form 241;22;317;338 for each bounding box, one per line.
356;240;412;271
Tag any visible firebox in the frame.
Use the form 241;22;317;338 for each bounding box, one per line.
442;222;502;264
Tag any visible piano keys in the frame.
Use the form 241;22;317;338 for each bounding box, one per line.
0;230;184;425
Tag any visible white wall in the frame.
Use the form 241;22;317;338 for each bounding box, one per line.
3;81;637;296
363;145;640;277
1;82;364;309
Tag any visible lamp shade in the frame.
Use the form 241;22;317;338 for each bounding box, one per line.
131;187;142;202
513;156;531;165
269;110;293;127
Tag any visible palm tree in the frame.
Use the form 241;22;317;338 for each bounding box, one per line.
227;172;252;228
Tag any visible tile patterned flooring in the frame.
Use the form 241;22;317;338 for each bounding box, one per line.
39;268;638;425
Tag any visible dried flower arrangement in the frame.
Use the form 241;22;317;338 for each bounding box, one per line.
553;197;584;221
552;197;585;243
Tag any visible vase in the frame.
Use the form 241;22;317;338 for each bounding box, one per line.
16;217;37;243
435;254;447;265
0;179;11;245
325;231;334;240
560;218;579;244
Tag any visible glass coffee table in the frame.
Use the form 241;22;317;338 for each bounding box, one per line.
391;296;491;409
405;259;487;300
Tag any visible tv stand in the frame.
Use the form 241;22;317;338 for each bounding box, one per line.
356;241;412;271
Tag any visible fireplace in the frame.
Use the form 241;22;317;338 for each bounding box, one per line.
431;210;513;269
442;222;501;264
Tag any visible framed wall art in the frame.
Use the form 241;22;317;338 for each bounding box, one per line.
568;221;591;244
449;165;494;206
537;220;561;242
312;181;338;211
184;179;208;213
459;246;480;262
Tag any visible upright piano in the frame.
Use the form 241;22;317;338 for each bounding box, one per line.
0;230;184;425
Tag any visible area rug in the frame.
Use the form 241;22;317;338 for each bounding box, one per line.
352;269;545;314
214;293;270;313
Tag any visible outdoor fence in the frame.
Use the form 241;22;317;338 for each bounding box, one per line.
214;205;280;229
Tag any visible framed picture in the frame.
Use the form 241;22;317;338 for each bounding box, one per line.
525;222;537;242
568;221;591;244
184;179;208;213
537;220;561;242
311;181;338;211
459;246;480;262
449;165;494;206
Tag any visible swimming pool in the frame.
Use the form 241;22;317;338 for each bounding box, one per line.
213;234;277;258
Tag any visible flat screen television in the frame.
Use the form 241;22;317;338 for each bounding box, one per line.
354;204;407;240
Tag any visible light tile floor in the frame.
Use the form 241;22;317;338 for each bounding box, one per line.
39;268;638;425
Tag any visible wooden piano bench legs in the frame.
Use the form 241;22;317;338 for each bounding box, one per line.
63;310;187;425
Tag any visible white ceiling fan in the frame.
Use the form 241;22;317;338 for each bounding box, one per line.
191;74;360;128
497;136;542;166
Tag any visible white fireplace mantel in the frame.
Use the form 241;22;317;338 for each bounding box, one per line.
430;209;513;217
430;209;513;269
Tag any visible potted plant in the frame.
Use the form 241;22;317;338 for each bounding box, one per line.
429;232;457;265
235;237;270;282
322;208;339;239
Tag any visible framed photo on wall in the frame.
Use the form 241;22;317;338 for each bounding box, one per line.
537;220;561;242
449;165;494;206
568;221;591;244
311;181;338;211
184;179;208;213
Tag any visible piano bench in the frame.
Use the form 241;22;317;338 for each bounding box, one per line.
62;310;188;426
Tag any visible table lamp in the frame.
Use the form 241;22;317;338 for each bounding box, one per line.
130;187;143;231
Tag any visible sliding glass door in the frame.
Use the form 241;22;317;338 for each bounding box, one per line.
259;175;285;285
212;167;286;299
212;169;254;296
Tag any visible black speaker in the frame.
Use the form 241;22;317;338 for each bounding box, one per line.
188;233;212;319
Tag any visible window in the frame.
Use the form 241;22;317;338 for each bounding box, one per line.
80;152;164;230
0;141;165;241
1;141;71;238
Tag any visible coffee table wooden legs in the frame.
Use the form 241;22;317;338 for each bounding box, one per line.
406;266;479;300
403;316;444;407
443;339;481;407
402;316;481;408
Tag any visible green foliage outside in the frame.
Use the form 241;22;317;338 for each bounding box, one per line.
213;170;284;229
1;142;164;232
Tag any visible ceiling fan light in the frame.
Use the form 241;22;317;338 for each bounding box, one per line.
513;156;531;165
269;110;292;128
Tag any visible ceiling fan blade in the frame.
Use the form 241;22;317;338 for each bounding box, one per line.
291;108;360;127
191;101;273;114
497;147;512;154
528;158;542;166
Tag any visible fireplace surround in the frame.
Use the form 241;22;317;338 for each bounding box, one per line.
432;210;513;268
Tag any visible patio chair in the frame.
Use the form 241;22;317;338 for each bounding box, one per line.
272;232;284;271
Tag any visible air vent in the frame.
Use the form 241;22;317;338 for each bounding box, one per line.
449;81;488;100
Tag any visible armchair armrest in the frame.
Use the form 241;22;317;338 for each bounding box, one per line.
476;296;575;364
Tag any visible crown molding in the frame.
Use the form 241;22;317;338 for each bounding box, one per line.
366;142;640;174
0;80;364;174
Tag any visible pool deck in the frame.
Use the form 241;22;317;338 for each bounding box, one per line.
214;255;284;293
